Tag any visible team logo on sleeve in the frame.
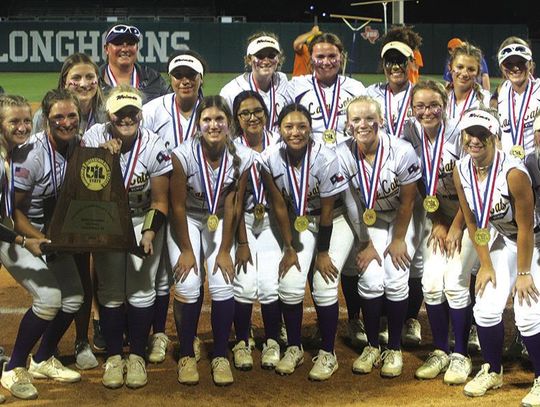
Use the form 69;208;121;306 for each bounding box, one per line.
80;158;111;191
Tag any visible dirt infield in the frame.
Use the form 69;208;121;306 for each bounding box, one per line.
0;268;535;406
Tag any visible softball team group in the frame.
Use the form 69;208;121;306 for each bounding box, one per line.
1;23;540;407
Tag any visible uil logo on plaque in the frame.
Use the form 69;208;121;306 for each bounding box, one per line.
81;158;111;191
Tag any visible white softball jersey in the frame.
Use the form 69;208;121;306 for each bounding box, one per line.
367;82;414;137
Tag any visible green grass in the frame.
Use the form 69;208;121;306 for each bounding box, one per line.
0;72;503;104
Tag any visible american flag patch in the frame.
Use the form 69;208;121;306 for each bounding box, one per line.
15;166;30;179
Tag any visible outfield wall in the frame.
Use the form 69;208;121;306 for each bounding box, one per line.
0;21;528;74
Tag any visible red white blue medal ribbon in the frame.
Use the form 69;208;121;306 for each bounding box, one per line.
447;88;474;119
45;135;66;198
469;151;501;230
508;79;533;150
122;130;143;190
171;95;199;148
421;124;445;197
197;143;228;215
286;143;311;217
384;82;412;137
106;65;139;88
355;139;384;210
240;131;269;207
249;73;276;130
312;75;341;132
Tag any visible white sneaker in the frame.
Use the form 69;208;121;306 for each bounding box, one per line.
29;355;81;383
380;349;403;378
211;357;234;386
125;354;147;389
468;325;481;353
1;365;38;400
347;320;368;348
379;319;389;345
444;353;472;385
352;345;381;374
148;333;169;364
308;350;338;381
275;346;304;375
232;341;253;371
193;336;202;363
522;377;540;407
0;393;5;404
415;349;449;380
261;339;280;370
463;363;503;397
177;356;199;385
75;340;98;370
402;318;422;347
102;355;125;389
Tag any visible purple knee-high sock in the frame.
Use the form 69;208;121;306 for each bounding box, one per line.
522;332;540;377
449;304;472;355
315;302;339;352
386;298;408;350
127;304;154;358
341;275;361;320
211;298;235;358
476;321;504;373
152;294;170;334
34;310;75;363
261;301;281;341
174;299;200;358
6;309;49;370
280;301;303;347
426;302;450;353
195;285;204;328
233;301;253;343
406;278;423;320
360;296;384;347
100;304;126;358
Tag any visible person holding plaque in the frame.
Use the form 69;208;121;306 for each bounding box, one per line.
168;96;254;386
82;85;172;389
1;91;84;400
286;33;366;147
337;96;420;378
259;103;351;380
230;90;289;370
454;107;540;403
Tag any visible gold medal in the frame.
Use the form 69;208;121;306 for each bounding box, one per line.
322;129;336;144
474;228;491;246
254;204;265;221
362;209;377;226
207;214;219;232
294;215;309;232
510;145;525;160
423;195;439;213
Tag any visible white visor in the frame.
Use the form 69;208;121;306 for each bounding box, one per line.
168;55;204;75
381;41;414;59
497;43;532;65
246;36;280;56
460;110;500;135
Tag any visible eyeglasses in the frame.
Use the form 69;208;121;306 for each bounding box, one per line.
170;68;199;80
413;104;443;115
238;108;266;121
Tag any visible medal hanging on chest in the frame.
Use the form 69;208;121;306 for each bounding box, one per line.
384;82;411;137
508;80;532;160
421;124;445;213
355;139;384;226
241;131;270;222
286;144;311;232
313;75;341;144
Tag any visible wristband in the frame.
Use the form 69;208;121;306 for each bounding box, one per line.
142;209;167;234
317;224;333;252
0;222;18;243
517;271;531;276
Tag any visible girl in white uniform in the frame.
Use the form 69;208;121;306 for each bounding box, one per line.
338;96;421;378
455;108;540;405
1;90;84;400
403;81;477;385
286;33;366;147
82;85;171;389
220;32;289;130
168;95;254;386
260;103;352;381
142;50;207;364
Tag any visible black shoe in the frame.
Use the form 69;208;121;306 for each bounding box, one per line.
92;319;107;351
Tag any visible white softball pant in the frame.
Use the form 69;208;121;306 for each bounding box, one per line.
233;212;282;304
420;217;477;308
154;230;173;296
474;234;540;336
280;212;354;306
0;242;83;320
409;196;426;279
168;211;234;303
94;215;165;308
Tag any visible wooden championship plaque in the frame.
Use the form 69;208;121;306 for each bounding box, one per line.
43;146;137;253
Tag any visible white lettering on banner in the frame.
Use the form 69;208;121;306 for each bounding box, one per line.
77;31;102;62
55;31;75;61
171;32;190;51
30;31;54;62
9;31;28;62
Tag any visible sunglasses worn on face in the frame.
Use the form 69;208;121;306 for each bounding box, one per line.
384;58;408;70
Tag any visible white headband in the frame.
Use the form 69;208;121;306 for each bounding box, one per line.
168;55;204;75
460;110;500;135
246;36;280;56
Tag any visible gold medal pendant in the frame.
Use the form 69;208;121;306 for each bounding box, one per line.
474;228;491;246
510;145;525;160
362;209;377;226
207;214;219;232
254;204;265;221
322;129;336;144
294;215;309;232
423;195;439;213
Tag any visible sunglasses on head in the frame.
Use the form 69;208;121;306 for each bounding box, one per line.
109;25;140;37
500;44;529;56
